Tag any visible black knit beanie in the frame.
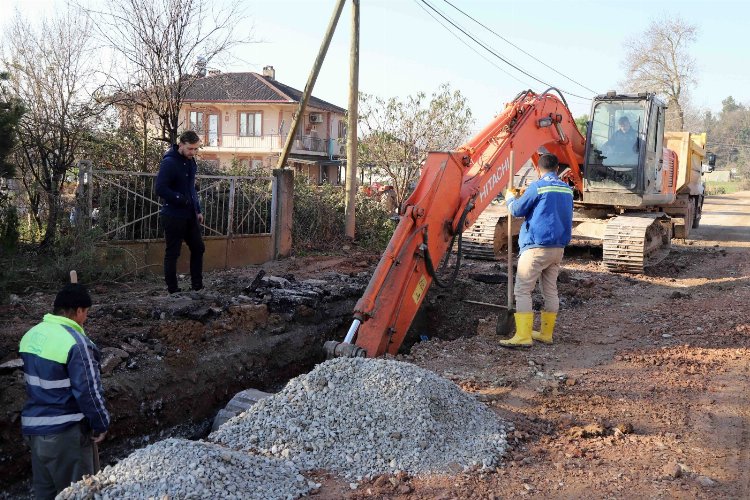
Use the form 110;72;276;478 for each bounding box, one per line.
53;283;92;310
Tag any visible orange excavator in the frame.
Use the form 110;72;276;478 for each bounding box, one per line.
324;88;713;358
325;88;584;358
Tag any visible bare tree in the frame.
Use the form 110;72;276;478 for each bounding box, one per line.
87;0;252;145
1;8;104;248
358;84;473;205
621;16;698;131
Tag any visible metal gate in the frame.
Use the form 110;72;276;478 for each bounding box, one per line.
77;162;274;242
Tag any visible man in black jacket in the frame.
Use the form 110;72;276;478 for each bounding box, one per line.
156;131;205;293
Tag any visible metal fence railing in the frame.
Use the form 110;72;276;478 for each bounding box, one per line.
78;163;273;241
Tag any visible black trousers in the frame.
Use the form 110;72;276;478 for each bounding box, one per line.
27;424;94;500
162;214;205;292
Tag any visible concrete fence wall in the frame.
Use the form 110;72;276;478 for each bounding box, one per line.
89;168;294;274
100;234;274;275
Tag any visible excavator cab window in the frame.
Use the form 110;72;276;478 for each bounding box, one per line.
586;101;646;190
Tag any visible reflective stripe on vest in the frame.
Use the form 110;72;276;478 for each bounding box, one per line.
537;186;573;195
21;413;85;427
68;328;109;427
24;374;71;389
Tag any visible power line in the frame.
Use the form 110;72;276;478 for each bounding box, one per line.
412;0;532;88
415;0;593;101
440;0;599;95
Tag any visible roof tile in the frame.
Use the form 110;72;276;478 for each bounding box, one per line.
183;72;346;113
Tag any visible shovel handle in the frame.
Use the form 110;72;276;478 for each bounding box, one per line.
92;440;100;473
507;151;514;310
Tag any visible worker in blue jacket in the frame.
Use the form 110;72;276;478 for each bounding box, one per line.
156;130;205;293
499;153;574;348
19;283;110;499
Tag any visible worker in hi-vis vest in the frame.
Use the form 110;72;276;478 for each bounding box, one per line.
19;283;109;499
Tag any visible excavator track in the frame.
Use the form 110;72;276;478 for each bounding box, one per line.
460;202;523;261
602;214;672;273
461;203;505;260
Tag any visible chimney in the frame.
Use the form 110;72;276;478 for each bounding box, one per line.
262;65;275;80
195;56;207;77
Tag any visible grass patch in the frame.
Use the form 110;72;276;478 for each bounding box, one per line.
704;180;743;195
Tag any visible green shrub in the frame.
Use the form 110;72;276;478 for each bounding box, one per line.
0;221;128;304
292;176;393;252
354;194;394;250
0;204;19;251
705;181;740;195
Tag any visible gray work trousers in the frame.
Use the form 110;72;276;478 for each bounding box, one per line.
514;247;565;313
26;424;94;500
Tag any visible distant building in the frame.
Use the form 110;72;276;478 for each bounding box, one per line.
119;65;348;184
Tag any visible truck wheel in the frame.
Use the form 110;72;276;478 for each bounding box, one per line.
692;197;702;229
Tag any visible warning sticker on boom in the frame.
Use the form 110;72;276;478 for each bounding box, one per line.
412;274;428;305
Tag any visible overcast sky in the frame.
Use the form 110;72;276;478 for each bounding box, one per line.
3;0;748;132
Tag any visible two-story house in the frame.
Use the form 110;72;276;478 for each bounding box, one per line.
181;65;347;184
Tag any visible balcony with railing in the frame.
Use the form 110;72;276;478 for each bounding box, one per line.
199;133;346;157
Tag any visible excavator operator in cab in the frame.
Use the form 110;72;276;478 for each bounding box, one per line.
499;153;574;348
602;115;639;164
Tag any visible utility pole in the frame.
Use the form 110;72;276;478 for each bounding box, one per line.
344;0;360;239
275;0;347;170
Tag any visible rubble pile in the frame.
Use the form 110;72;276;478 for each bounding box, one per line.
57;438;312;500
210;357;508;478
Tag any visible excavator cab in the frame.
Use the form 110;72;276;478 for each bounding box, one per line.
583;92;667;207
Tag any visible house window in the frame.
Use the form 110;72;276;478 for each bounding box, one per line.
189;111;204;133
338;120;347;139
239;112;262;137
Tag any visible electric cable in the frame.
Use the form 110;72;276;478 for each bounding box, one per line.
440;0;599;95
416;0;593;101
412;0;531;88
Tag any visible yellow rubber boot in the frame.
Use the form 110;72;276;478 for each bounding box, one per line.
532;311;557;344
499;312;533;348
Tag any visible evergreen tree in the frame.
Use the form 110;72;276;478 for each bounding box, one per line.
0;71;24;178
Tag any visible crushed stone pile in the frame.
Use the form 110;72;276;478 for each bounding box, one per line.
57;438;312;500
210;357;508;479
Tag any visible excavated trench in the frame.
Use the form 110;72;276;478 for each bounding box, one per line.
0;246;638;497
1;266;490;496
1;271;365;495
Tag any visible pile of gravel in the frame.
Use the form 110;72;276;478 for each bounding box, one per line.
210;357;507;478
57;438;312;500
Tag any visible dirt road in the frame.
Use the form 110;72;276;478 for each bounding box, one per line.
1;192;749;498
694;190;750;243
349;191;750;499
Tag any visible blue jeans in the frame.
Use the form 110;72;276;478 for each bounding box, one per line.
161;214;205;292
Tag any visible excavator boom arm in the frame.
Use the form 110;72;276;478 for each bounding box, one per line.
334;90;585;358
